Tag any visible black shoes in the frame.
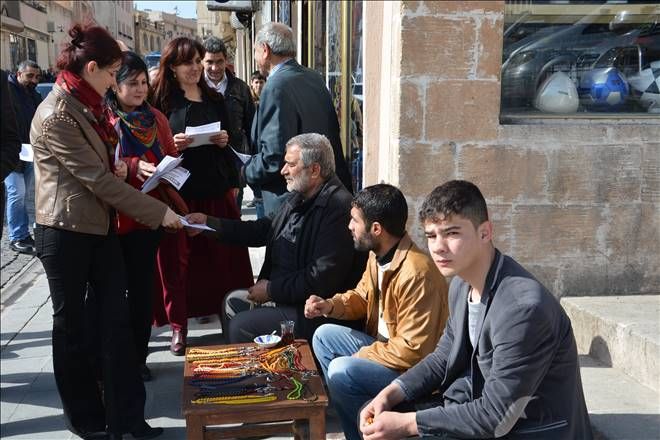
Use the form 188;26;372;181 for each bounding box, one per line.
81;431;109;440
9;236;35;254
107;422;164;440
130;422;164;440
140;364;152;382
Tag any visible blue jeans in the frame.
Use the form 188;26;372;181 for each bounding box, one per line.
312;324;401;440
4;162;34;242
251;186;265;219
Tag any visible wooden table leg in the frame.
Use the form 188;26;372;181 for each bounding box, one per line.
309;411;326;440
186;415;205;440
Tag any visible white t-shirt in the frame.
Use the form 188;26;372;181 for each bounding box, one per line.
377;262;391;341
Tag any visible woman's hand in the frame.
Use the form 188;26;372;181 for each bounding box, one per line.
161;207;183;229
136;160;157;182
209;130;229;148
173;133;193;152
114;161;128;180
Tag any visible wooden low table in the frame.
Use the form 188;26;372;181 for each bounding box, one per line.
182;340;328;439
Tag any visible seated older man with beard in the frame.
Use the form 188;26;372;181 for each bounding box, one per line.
186;133;367;343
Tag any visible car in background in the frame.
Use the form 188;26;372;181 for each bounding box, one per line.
145;52;161;69
36;82;54;100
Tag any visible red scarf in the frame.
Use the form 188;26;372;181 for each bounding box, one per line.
56;70;118;153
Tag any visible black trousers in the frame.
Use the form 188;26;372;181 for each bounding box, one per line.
118;229;162;365
35;224;146;436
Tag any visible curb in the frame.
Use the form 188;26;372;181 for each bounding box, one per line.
0;257;45;312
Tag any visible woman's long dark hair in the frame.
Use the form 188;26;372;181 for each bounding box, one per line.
149;37;221;114
105;51;149;112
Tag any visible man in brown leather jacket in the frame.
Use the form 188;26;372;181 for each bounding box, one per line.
305;184;449;440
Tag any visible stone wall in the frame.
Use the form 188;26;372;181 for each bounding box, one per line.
364;0;660;296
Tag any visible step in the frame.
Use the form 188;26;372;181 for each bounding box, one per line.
561;295;660;392
580;355;660;440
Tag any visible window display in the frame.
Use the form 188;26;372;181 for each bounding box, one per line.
501;1;660;119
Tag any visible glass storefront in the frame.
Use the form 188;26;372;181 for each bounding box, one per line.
272;0;364;190
501;1;660;121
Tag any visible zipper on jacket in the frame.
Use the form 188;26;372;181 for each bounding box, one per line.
65;193;83;213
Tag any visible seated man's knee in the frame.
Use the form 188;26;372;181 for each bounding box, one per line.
227;310;256;343
313;323;336;345
224;289;250;320
327;356;359;386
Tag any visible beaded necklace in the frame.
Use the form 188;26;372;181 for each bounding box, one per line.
191;394;278;405
188;343;317;404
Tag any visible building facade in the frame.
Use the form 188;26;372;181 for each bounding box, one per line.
363;1;659;296
0;0;49;71
196;0;234;54
145;10;197;46
134;10;165;56
46;1;73;69
115;0;135;51
92;0;134;51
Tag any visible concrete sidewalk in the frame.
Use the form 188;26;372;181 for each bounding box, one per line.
0;198;343;439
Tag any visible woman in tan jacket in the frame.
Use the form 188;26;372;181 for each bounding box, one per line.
30;24;179;440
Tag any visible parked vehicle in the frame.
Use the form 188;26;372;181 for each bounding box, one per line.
144;52;161;69
35;82;54;100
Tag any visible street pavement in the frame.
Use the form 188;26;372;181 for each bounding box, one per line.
0;189;343;439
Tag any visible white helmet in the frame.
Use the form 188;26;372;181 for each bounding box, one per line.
534;71;579;113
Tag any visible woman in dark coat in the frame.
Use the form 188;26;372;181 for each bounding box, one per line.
150;37;253;355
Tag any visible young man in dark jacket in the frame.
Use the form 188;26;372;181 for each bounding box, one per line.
186;133;367;342
359;180;593;440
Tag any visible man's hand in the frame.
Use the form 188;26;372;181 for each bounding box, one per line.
360;411;418;440
173;133;193;152
247;279;270;304
136;160;156;181
359;383;407;432
113;160;128;180
184;212;208;237
304;295;332;318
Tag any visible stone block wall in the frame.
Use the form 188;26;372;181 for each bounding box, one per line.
364;0;660;296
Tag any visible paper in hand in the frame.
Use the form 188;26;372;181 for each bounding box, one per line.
20;144;34;162
185;122;222;148
141;155;184;193
179;216;216;231
230;147;252;164
159;166;190;190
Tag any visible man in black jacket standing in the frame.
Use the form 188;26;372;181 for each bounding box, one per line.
1;69;22;238
6;61;42;254
245;22;353;217
186;133;366;342
202;36;255;155
203;36;256;212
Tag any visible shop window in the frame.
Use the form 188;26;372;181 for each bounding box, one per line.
27;38;36;62
501;1;660;121
9;33;26;70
